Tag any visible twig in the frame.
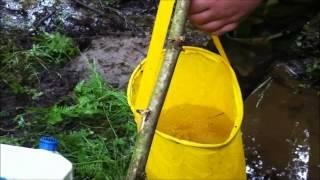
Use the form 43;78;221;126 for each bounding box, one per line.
79;122;105;129
97;0;104;9
74;160;106;165
133;47;146;57
250;77;273;96
71;0;130;29
102;106;118;139
214;112;224;117
103;6;129;28
33;9;56;29
125;0;190;179
256;79;273;108
71;0;105;15
0;127;17;132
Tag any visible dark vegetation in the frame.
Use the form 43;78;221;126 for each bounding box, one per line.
222;0;320;96
0;32;79;95
0;0;140;179
0;31;136;179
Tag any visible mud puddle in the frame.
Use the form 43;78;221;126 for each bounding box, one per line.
242;75;319;179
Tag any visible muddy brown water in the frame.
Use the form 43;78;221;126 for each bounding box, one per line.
157;105;233;144
242;77;319;179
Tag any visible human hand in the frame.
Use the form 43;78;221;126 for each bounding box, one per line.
189;0;262;35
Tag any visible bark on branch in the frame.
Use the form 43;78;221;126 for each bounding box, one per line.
126;0;190;179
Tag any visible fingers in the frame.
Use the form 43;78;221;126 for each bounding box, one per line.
189;10;213;25
189;0;210;14
189;0;262;35
189;8;234;25
190;10;236;28
213;23;239;36
197;20;225;33
194;14;240;34
196;21;238;36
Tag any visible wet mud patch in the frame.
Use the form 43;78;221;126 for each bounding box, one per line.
69;34;150;89
0;33;150;126
35;67;81;106
0;64;81;134
0;0;156;52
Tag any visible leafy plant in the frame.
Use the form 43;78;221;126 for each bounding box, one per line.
38;66;132;125
11;66;136;179
0;32;79;94
58;128;135;179
306;58;320;82
31;32;79;65
0;135;22;145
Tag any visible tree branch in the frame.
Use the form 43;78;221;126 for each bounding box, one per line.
125;0;190;179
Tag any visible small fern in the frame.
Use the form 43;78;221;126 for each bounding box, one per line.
40;66;131;126
13;64;136;179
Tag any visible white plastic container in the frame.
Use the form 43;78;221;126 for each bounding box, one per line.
0;138;73;180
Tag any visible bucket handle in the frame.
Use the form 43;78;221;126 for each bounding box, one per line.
212;35;229;63
146;0;230;66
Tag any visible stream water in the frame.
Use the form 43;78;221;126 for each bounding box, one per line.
243;77;319;180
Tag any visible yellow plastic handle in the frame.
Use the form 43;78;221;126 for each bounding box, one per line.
134;0;176;113
146;0;175;64
212;35;230;63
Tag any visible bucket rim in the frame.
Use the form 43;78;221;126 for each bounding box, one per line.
127;46;244;148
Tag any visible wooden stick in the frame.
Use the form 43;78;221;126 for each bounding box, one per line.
126;0;190;179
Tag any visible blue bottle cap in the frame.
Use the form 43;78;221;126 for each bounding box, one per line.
39;136;58;152
0;177;7;180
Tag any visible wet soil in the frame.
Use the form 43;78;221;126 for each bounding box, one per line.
0;0;155;133
0;0;156;51
69;34;150;89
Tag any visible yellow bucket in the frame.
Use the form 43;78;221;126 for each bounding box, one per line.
127;0;246;179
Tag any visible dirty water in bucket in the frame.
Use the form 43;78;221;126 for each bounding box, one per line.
157;105;233;144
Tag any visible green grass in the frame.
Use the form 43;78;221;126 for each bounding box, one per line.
306;58;320;82
1;66;136;179
0;32;79;95
0;32;136;179
0;135;21;145
58;129;135;179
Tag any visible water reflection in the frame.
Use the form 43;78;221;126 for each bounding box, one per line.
0;0;88;33
243;77;319;179
287;127;310;180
